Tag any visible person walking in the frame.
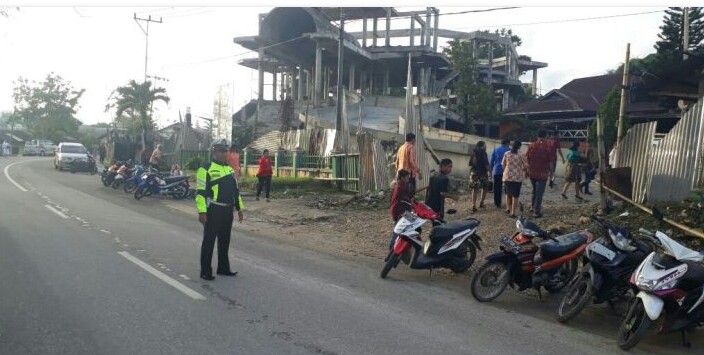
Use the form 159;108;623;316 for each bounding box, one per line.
581;141;598;195
1;140;10;157
490;139;511;209
561;140;585;201
395;133;422;193
469;141;490;213
228;144;242;178
502;140;528;217
149;144;163;170
256;149;273;202
547;136;566;188
526;130;554;218
425;159;459;221
196;139;244;281
387;169;414;255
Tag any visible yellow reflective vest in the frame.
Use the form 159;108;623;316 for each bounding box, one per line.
196;161;244;213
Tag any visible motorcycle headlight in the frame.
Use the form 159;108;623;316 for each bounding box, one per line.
635;275;659;291
609;229;636;252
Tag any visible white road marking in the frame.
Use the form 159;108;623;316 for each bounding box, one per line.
3;161;29;192
179;274;190;281
45;204;69;219
117;251;206;301
100;229;111;234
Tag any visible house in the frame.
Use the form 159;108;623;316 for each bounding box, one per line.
503;73;676;139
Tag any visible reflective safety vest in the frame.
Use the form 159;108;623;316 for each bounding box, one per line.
196;161;244;213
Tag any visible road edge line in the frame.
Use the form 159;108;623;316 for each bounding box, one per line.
117;251;206;301
4;161;30;192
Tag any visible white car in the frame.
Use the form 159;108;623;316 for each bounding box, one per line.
54;142;88;170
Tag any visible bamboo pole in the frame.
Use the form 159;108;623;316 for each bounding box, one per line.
596;113;608;214
617;43;630;146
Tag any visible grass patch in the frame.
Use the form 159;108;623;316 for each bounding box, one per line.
237;176;345;199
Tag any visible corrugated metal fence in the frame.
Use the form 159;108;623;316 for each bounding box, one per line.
616;97;704;202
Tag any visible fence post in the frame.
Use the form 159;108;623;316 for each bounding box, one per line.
243;149;249;177
274;150;280;177
293;149;300;179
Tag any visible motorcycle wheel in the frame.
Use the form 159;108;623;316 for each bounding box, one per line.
557;272;593;323
380;254;400;279
545;258;579;293
471;260;510;302
451;241;477;273
123;181;137;194
617;299;652;350
134;187;146;200
112;179;122;189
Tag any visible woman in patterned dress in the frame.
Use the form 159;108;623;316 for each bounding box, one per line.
502;140;528;218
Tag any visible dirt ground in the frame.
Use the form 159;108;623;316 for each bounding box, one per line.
238;181;600;271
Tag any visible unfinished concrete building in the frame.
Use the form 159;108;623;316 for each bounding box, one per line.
232;7;547;138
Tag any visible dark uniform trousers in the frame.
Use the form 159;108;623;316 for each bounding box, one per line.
200;204;234;275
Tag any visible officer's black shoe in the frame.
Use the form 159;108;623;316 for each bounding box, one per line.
200;274;215;281
216;271;238;276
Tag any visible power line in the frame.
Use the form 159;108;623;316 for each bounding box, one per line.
343;6;521;24
173;35;307;67
448;9;664;30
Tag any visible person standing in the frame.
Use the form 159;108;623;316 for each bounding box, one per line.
502;140;528;217
99;144;106;165
561;140;585;201
581;141;598;195
2;140;10;157
526;130;554;218
490;139;511;209
196;139;244;281
387;169;414;253
425;159;459;220
395;133;422;193
228;144;242;178
469;141;490;213
149;144;163;170
547;136;566;188
256;149;273;202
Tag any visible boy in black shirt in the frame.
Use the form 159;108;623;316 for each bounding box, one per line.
425;159;459;220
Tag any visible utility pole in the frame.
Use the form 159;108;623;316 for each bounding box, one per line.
617;43;630;147
684;7;690;60
597;113;608;214
336;8;345;138
133;14;162;83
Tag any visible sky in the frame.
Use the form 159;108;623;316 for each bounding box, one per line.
0;4;677;129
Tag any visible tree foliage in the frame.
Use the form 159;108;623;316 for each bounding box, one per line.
106;80;169;151
12;73;85;142
588;86;629;152
655;7;704;65
232;123;257;149
443;39;498;134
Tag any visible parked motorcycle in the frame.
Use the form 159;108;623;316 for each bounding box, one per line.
617;208;704;350
122;165;148;194
111;163;135;189
101;161;123;187
556;215;657;323
69;154;98;175
380;201;482;279
133;171;190;200
471;204;592;302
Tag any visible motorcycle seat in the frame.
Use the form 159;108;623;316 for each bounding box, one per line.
541;232;587;260
430;220;479;240
163;176;187;183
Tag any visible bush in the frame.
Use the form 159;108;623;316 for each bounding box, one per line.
186;156;204;170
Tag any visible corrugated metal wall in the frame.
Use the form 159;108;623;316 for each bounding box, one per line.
616;97;704;202
648;99;704;201
615;122;656;203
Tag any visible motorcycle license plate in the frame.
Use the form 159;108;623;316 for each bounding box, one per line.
588;242;616;261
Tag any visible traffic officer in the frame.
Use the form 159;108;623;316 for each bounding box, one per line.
196;139;244;281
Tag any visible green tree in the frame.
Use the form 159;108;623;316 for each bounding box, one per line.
443;39;498;134
588;86;629;152
607;53;661;74
106;80;169;154
654;7;704;65
232;123;257;149
12;73;85;142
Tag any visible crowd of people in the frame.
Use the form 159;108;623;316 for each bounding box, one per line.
390;130;598;223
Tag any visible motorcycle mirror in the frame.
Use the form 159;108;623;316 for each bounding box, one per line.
652;205;664;221
446;209;457;215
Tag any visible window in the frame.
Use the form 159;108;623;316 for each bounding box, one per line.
61;145;86;154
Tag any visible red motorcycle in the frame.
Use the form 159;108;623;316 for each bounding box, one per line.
471;204;593;302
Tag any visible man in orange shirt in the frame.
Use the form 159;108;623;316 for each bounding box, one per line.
227;144;242;177
395;133;422;192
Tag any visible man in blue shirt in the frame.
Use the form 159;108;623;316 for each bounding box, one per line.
490;139;511;209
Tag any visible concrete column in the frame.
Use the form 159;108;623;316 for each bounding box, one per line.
433;8;439;50
369;69;374;95
410;15;415;46
425;8;431;48
417;67;424;96
360;70;366;94
385;8;391;47
282;72;287;100
505;44;510;77
532;69;538;97
420;20;425;46
324;67;330;101
362;16;367;48
349;64;356;91
487;41;493;86
315;42;322;106
272;69;277;102
372;18;378;46
257;48;264;102
383;70;390;95
297;67;304;101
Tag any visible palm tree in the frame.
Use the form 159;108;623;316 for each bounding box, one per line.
106;80;170;157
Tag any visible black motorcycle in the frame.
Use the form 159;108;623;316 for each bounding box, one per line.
69;154;98;175
556;215;657;323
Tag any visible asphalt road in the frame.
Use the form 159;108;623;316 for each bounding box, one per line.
0;156;699;355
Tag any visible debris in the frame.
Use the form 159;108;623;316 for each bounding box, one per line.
619;211;630;217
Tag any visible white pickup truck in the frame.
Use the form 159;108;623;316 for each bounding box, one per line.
22;139;57;156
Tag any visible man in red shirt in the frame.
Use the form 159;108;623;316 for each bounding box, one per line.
256;149;273;202
526;130;554;218
227;144;242;177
